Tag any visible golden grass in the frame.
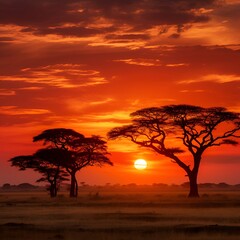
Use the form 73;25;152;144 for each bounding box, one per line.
0;190;240;240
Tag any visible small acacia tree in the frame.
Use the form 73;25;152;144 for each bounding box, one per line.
33;148;70;197
33;128;113;197
108;105;240;197
33;128;83;197
9;149;69;197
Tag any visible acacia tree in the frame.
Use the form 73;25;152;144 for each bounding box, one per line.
33;129;113;197
64;135;113;197
108;105;240;198
9;149;69;197
33;128;84;197
33;148;69;197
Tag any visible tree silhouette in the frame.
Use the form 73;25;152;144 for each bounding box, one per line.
33;128;112;197
33;128;83;197
33;128;84;149
108;105;240;197
9;149;69;197
33;148;70;197
63;135;113;197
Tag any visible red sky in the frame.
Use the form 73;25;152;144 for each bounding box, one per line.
0;0;240;186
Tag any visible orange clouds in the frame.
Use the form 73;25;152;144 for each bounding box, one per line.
0;89;15;96
178;74;240;84
0;106;51;116
0;64;108;88
115;58;162;67
0;0;222;49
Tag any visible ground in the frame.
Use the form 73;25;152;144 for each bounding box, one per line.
0;187;240;240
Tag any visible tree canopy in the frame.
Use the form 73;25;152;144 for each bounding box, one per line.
33;128;84;150
108;104;240;197
33;128;113;197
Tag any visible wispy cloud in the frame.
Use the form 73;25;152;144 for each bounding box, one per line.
179;74;240;84
166;63;189;67
0;89;16;96
90;98;114;106
87;111;131;122
19;87;44;91
180;89;204;93
0;64;108;88
115;58;161;67
0;106;51;115
115;59;189;68
66;98;115;112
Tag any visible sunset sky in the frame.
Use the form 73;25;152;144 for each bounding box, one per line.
0;0;240;186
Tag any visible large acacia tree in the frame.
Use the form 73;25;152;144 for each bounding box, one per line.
108;105;240;197
33;128;112;197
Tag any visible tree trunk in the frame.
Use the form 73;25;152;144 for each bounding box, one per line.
70;172;77;197
49;182;57;198
188;172;199;198
75;179;78;197
53;180;57;197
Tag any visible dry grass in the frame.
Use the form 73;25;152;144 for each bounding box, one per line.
0;189;240;240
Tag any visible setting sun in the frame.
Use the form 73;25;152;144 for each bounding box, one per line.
134;159;147;170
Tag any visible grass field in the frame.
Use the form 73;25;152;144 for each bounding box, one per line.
0;188;240;240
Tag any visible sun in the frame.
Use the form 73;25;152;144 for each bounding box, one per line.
134;159;147;170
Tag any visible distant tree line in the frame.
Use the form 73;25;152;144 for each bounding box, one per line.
9;105;240;198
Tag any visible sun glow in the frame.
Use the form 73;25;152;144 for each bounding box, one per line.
134;159;147;170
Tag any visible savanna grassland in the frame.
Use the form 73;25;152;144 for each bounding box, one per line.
0;186;240;240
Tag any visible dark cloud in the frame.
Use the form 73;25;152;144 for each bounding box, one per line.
213;2;240;30
105;34;150;40
169;33;181;39
0;37;16;42
213;2;240;21
0;0;217;37
0;0;80;27
33;26;104;37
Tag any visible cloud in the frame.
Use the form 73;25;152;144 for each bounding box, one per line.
0;0;217;42
179;74;240;84
86;111;131;122
166;63;189;67
19;87;44;91
0;106;51;115
106;33;150;41
0;36;15;42
0;89;15;96
0;64;108;88
115;58;161;66
180;89;204;93
90;98;114;106
115;58;189;67
2;1;239;48
66;98;115;111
